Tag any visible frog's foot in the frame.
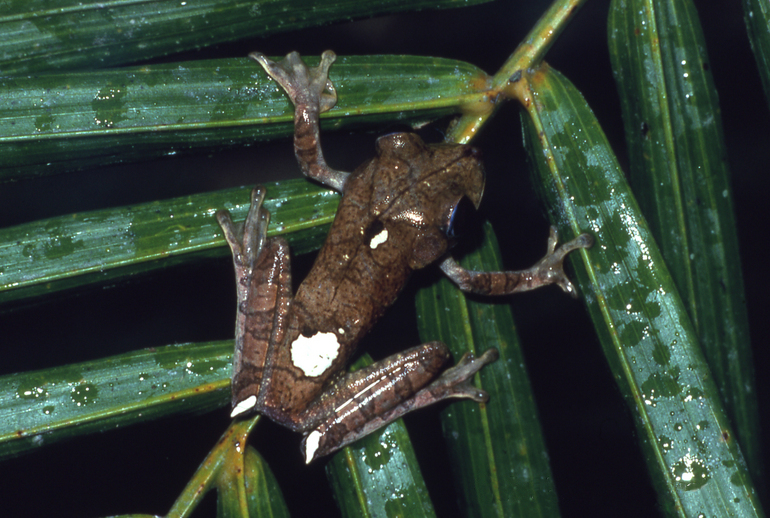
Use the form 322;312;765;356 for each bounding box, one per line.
426;349;499;403
531;227;594;297
248;50;348;192
249;50;337;114
216;187;270;268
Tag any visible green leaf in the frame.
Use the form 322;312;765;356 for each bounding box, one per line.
243;446;290;517
415;222;560;518
0;179;338;306
520;63;763;517
743;0;770;110
0;340;231;461
608;0;761;487
326;354;436;518
0;0;492;74
0;55;488;180
218;446;290;518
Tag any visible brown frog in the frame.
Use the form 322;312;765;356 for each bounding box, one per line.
216;50;593;463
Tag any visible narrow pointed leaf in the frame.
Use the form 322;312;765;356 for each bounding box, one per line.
0;0;492;75
609;0;761;485
0;339;232;461
217;446;290;518
743;0;770;109
0;56;489;181
167;417;260;518
415;222;560;517
243;446;290;518
520;63;763;517
0;179;338;306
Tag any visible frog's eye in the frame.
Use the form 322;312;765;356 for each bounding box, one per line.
444;196;475;239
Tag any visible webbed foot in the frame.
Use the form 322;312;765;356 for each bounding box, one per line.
216;187;270;268
249;50;337;113
534;227;594;297
428;348;500;402
248;50;348;192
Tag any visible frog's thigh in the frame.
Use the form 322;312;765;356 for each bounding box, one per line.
299;342;451;462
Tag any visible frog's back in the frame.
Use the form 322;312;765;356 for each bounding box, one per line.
262;133;483;418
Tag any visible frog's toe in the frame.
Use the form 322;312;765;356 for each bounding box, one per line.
250;50;337;112
433;349;498;402
534;228;593;296
241;187;270;258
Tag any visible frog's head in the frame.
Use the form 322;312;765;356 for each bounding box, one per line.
368;132;485;269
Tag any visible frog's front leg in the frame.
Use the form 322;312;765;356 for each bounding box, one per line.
441;227;593;297
250;50;349;192
217;187;293;417
298;343;499;463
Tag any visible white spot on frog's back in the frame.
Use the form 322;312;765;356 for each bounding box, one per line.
291;331;340;377
230;394;257;418
369;228;388;249
304;429;322;463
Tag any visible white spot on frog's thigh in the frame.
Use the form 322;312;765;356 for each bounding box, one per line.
305;430;322;464
291;331;340;377
369;228;388;249
230;394;257;418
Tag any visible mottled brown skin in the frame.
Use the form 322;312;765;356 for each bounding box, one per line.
217;51;592;463
292;133;484;355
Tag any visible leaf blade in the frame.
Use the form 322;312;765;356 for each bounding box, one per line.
415;222;561;518
521;62;763;517
609;0;762;486
0;56;489;180
0;179;338;305
743;0;770;110
0;340;232;461
0;0;493;74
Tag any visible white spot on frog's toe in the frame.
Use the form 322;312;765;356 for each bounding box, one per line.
369;228;388;249
230;395;257;418
304;430;322;463
291;331;340;377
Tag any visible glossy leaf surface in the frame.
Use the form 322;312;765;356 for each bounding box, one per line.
743;0;770;109
520;63;763;517
0;56;488;180
0;179;338;305
0;0;492;74
217;445;290;518
0;340;231;460
609;0;761;486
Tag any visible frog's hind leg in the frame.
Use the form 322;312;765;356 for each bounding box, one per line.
298;343;498;463
218;187;294;418
249;50;349;192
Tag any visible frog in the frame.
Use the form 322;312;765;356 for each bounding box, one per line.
216;50;593;464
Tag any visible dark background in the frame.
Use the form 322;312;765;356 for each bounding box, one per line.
1;0;767;516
